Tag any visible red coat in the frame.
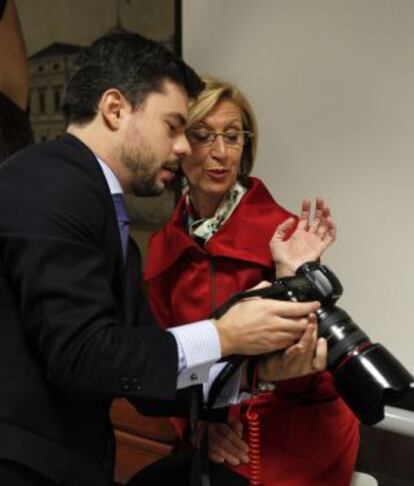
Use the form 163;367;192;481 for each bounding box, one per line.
145;177;359;486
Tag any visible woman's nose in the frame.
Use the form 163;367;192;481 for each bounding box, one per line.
210;135;228;157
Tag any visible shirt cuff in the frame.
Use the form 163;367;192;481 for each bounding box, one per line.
168;319;221;389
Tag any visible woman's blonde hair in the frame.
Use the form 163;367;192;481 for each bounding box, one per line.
187;76;258;181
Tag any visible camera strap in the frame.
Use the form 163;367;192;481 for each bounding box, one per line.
189;281;289;486
190;358;246;486
189;385;208;486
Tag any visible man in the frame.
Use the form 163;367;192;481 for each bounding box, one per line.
0;32;318;485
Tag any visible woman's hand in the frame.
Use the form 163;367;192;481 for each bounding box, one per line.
208;415;249;465
258;318;327;383
270;197;337;277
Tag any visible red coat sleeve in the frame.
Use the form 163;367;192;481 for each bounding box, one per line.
146;275;173;330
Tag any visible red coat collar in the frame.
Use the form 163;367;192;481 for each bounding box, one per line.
145;177;295;280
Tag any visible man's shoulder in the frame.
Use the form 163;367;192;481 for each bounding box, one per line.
0;134;101;183
9;134;90;162
0;135;109;217
0;137;110;237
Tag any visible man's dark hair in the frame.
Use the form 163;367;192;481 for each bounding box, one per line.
62;30;204;124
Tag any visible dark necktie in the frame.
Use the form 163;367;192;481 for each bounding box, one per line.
112;193;129;260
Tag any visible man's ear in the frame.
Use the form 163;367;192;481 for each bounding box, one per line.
98;89;130;130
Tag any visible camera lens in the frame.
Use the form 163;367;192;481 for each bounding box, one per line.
316;306;370;369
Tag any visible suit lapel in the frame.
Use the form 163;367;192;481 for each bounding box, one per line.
59;134;127;321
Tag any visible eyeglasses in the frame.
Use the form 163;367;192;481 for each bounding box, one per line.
187;129;253;147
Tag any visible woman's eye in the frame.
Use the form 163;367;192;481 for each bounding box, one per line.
225;131;240;143
190;131;210;142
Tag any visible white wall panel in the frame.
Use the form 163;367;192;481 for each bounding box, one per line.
184;0;414;372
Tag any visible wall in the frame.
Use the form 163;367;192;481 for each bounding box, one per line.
183;0;414;373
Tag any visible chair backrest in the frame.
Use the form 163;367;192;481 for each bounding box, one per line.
351;471;378;486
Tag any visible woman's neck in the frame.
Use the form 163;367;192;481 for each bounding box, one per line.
189;190;222;219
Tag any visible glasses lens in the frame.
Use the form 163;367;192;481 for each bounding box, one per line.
188;130;250;146
188;130;213;145
223;131;243;145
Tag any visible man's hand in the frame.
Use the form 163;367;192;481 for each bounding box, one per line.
258;318;327;382
208;416;249;466
215;282;320;357
271;197;337;277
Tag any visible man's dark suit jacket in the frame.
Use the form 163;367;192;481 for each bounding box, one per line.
0;134;195;485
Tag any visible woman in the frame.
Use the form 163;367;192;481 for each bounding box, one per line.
144;77;359;486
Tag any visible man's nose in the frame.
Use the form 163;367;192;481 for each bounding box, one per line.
174;133;192;158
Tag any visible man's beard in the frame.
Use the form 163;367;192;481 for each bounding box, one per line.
120;142;172;197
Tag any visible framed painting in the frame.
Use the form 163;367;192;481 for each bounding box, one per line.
16;0;182;235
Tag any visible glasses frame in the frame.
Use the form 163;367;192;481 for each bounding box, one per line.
186;129;254;147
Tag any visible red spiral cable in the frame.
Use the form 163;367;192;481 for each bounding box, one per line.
245;364;263;486
246;403;262;486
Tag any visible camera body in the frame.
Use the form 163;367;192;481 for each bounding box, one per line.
268;262;366;370
214;262;413;425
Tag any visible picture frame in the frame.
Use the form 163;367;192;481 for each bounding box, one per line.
16;0;182;231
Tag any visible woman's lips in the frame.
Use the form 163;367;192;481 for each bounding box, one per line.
205;169;229;180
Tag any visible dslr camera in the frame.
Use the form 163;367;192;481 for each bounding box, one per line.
213;262;413;425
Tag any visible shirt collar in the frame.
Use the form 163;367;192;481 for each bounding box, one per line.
96;156;123;195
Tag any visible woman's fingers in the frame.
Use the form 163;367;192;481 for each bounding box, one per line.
278;320;326;377
312;337;328;371
297;322;317;350
209;451;225;464
273;217;296;239
208;422;249;465
308;199;323;233
326;218;337;242
298;199;311;230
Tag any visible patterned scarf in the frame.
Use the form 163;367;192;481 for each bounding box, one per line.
184;180;247;243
